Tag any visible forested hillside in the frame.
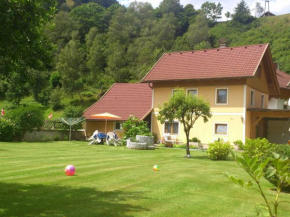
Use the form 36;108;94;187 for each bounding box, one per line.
1;0;290;115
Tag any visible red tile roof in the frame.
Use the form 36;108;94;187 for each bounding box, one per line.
276;69;290;89
142;44;268;82
83;83;152;121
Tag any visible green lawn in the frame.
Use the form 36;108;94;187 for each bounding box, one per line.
0;142;289;217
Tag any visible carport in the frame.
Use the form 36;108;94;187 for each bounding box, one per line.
248;108;290;144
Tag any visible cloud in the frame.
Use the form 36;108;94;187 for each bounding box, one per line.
117;0;290;20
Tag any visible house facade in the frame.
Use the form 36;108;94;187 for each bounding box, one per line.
141;44;290;144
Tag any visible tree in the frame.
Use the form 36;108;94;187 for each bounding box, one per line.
44;11;79;53
255;2;264;17
225;11;231;21
187;12;209;49
201;1;223;23
87;33;107;80
157;89;211;157
70;2;106;39
159;0;183;17
0;0;57;77
232;0;255;24
56;32;86;101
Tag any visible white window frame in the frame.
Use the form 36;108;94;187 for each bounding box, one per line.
114;122;123;131
163;121;180;136
213;122;228;136
215;88;228;105
261;94;265;108
250;90;255;107
186;88;198;96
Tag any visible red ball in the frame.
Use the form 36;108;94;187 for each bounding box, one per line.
65;165;75;176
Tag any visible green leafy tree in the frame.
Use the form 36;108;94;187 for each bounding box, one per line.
87;33;107;81
187;12;209;49
0;0;57;77
70;2;106;39
44;11;80;53
159;0;183;17
201;1;223;23
56;32;87;101
157;89;211;157
226;153;290;217
152;13;178;50
232;0;255;24
79;0;119;8
5;71;30;105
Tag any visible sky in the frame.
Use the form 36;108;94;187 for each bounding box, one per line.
117;0;290;20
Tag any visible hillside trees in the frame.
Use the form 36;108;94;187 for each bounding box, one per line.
56;32;87;101
232;0;255;24
187;12;210;49
201;1;223;23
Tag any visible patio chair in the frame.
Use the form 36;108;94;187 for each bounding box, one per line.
88;130;106;145
106;131;120;146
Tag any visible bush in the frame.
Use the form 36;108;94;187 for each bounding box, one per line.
264;144;290;191
244;138;274;160
7;105;45;139
0;117;17;141
123;116;150;139
191;137;201;143
233;140;244;150
207;140;233;160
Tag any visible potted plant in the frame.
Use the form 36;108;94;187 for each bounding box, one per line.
190;137;201;148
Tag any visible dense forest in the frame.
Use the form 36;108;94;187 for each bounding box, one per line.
1;0;290;115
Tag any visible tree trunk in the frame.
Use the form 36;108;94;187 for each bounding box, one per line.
185;130;190;157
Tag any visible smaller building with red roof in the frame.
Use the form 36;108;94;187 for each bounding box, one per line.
83;83;152;137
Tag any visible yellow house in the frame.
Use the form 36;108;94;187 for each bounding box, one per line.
141;44;290;144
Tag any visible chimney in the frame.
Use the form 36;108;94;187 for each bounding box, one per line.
218;38;228;48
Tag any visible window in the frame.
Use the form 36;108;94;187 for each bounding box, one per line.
261;94;264;108
187;89;198;96
172;89;182;96
114;122;123;131
216;88;228;104
214;123;228;135
165;122;179;134
250;90;255;106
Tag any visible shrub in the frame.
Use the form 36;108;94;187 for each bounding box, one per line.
207;140;233;160
191;137;201;143
173;144;187;149
123;116;150;139
0;117;17;141
244;138;274;160
264;144;290;191
233;140;244;150
7;105;45;139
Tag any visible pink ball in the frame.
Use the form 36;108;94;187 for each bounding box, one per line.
65;165;75;176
